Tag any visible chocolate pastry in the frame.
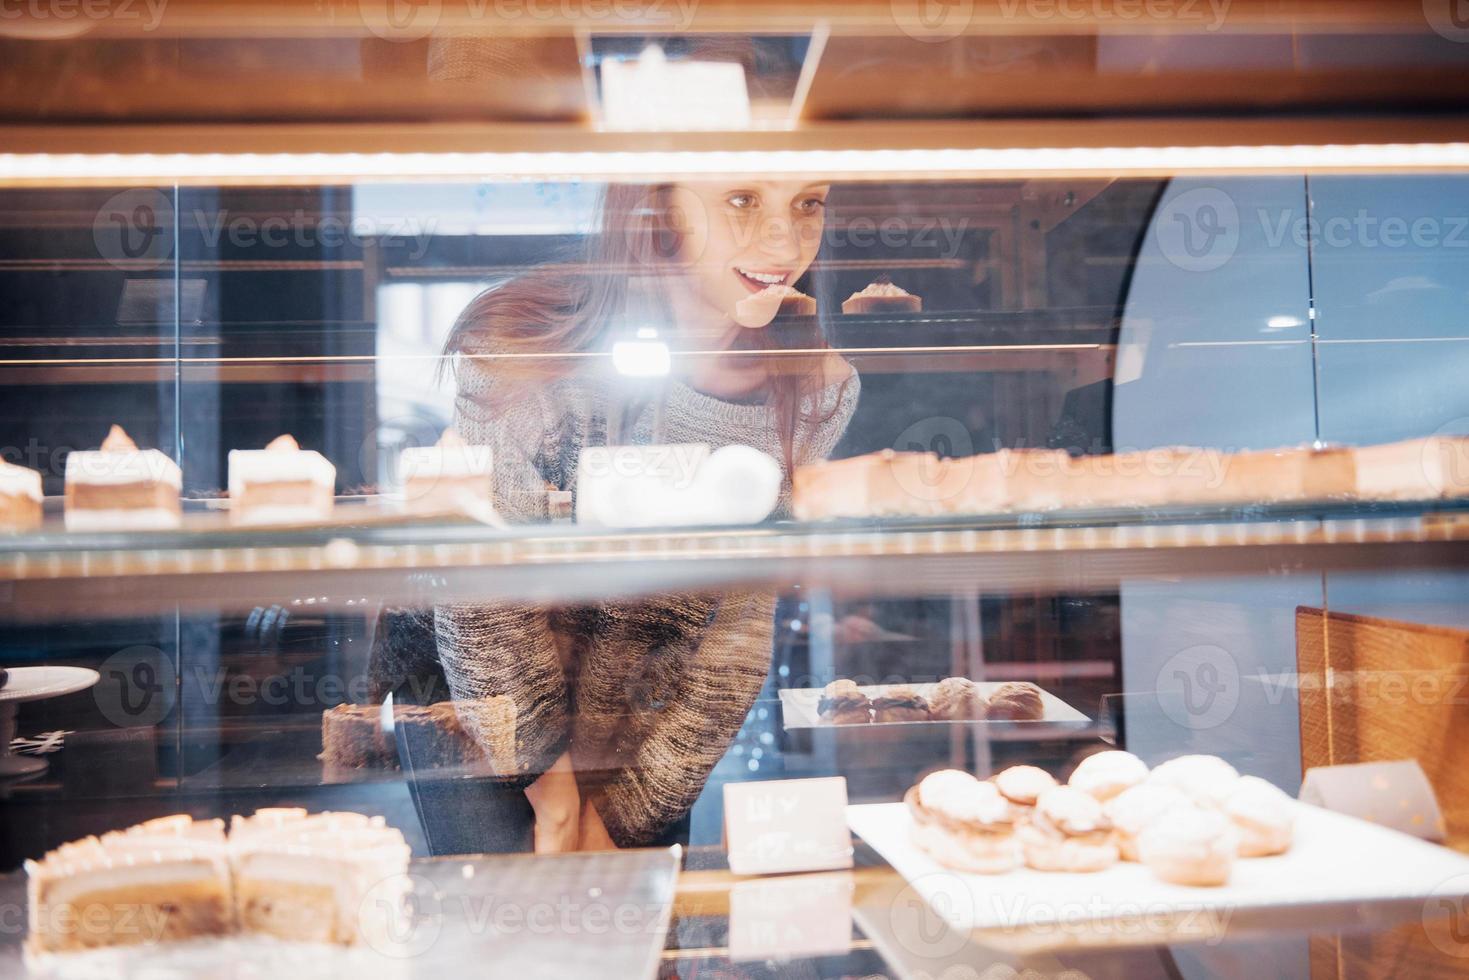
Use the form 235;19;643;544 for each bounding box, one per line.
871;685;931;723
928;677;987;721
986;681;1045;721
817;679;872;725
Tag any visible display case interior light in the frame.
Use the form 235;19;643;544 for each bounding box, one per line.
4;141;1469;185
599;44;751;132
1266;315;1306;330
612;328;672;377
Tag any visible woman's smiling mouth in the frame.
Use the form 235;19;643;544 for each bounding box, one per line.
734;267;790;292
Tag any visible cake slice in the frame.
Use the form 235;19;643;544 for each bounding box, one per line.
396;428;493;514
320;696;517;776
228;808;411;946
1053;444;1358;510
25;815;231;953
228;434;335;526
841;276;922;314
1352;435;1469;500
64;425;181;531
793;449;963;519
0;458;42;531
319;703;397;770
426;696;519;775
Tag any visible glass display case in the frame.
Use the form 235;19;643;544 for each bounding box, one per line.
2;3;1469;977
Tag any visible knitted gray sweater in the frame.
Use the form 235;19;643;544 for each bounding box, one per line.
431;353;859;846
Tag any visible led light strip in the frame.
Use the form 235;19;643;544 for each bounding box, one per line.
2;143;1469;184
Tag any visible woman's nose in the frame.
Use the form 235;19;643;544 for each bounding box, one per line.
757;215;804;263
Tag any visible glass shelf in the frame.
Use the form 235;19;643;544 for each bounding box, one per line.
4;499;1466;619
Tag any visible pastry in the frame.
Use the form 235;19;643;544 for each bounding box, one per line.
1147;754;1240;807
228;808;410;946
792;449;964;520
1017;785;1119;873
63;425;181;530
0;458;42;531
1352;435;1469;500
985;681;1045;721
841;276;922;315
25;815;232;953
1105;783;1187;861
997;448;1074;511
928;677;988;721
817;679;872;725
871;685;930;723
397;428;494;514
421;697;519;775
992;765;1057;809
906;770;1019;874
320;703;396;769
1222;775;1295;857
1137;803;1238;886
321;697;517;774
733;283;816;327
1068;750;1149;803
228;434;335;526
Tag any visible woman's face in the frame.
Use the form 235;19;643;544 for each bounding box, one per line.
665;180;830;332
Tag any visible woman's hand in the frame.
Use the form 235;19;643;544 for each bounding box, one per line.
525;752;581;853
577;800;619;852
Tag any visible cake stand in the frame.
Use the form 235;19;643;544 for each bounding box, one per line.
0;666;99;777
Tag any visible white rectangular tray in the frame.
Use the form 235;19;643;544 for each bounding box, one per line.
848;800;1469;939
779;682;1090;732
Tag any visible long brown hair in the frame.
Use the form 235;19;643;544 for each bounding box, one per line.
443;182;848;473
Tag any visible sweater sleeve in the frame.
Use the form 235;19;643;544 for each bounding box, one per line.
431;357;573;785
590;589;777;847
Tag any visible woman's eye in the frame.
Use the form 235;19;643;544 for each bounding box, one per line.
796;197;827;215
726;193;757;209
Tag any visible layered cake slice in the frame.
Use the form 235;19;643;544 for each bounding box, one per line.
841;276;922;314
0;458;43;531
64;425;181;530
396;428;493;514
1053;444;1357;511
319;703;396;770
228;434;335;526
319;696;517;775
228;808;411;946
25;815;231;953
1352;435;1469;500
793;449;966;519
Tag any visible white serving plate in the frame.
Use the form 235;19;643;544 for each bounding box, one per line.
779;682;1090;731
848;800;1469;943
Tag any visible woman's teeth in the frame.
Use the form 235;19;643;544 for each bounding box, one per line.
737;269;786;285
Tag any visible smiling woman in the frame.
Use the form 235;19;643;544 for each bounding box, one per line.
372;180;859;854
